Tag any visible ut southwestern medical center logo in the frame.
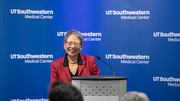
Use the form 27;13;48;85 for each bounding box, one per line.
10;98;48;101
153;76;180;87
10;53;53;63
105;54;150;64
153;32;180;42
10;9;54;19
106;10;150;20
57;31;102;42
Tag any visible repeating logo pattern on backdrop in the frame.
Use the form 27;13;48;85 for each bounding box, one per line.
153;32;180;42
10;53;53;63
105;54;150;64
106;10;150;20
57;31;102;41
10;98;48;101
153;76;180;87
10;9;54;19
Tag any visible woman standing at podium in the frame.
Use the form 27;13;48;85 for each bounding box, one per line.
50;30;100;85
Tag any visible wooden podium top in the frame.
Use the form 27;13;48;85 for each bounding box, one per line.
72;75;127;80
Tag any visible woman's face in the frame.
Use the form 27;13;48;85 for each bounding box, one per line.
64;34;82;58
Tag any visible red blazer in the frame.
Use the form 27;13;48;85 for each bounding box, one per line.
50;54;100;85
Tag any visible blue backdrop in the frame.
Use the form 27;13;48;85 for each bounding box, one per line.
1;0;180;101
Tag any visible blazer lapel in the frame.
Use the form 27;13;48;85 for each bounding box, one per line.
62;66;71;81
78;54;85;75
61;54;71;80
78;64;84;75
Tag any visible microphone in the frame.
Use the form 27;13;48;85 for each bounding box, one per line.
96;56;116;76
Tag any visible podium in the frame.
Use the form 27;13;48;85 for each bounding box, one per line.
72;75;127;101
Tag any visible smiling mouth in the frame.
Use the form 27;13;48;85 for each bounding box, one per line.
68;49;77;53
69;49;76;51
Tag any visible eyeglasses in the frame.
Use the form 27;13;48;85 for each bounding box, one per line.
65;42;81;47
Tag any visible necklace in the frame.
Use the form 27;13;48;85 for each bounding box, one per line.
69;62;77;64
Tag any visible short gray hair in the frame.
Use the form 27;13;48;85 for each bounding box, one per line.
64;30;83;45
121;91;149;101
